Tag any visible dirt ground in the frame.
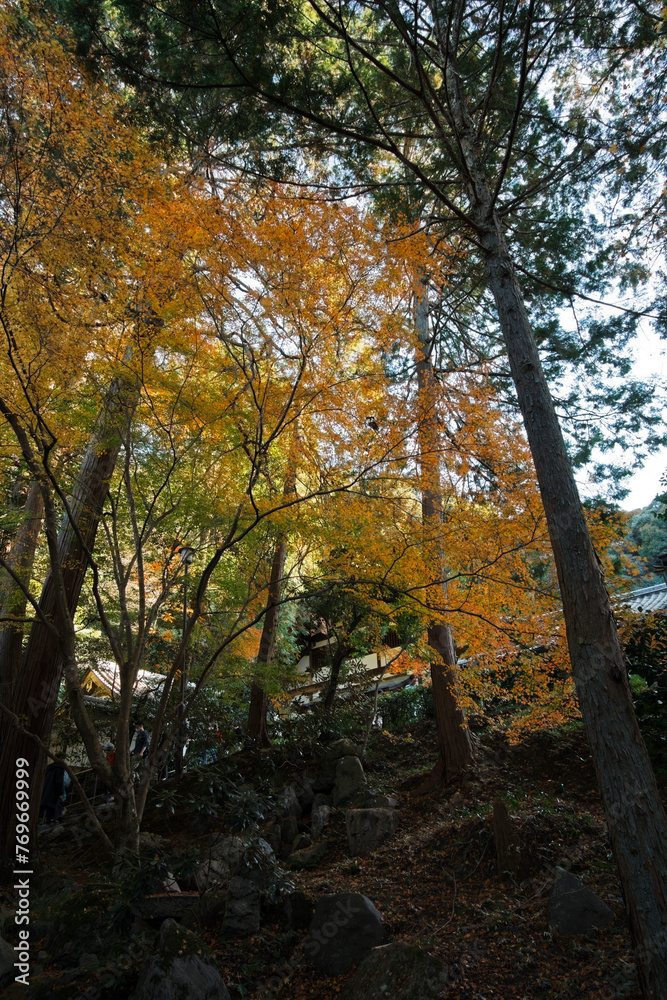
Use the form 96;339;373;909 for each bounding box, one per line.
18;718;665;999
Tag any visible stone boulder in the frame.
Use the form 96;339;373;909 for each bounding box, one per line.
264;822;282;855
249;837;275;862
280;815;299;844
304;892;385;974
314;740;364;793
210;835;245;866
292;832;313;852
197;835;274;891
311;803;331;838
274;786;302;820
547;869;613;935
132;919;230;1000
197;836;245;889
346;808;399;856
324;738;363;760
294;777;315;812
364;793;398;809
333;756;366;807
140;832;169;854
222;878;261;937
198;891;229;929
337;942;452;1000
287;842;327;870
78;953;100;969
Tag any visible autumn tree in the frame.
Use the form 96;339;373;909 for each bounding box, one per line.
89;3;667;991
247;423;300;745
0;12;432;864
0;5;192;867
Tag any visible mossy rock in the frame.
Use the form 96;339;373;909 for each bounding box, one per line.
133;919;230;1000
156;918;216;964
287;842;327;870
337;942;452;999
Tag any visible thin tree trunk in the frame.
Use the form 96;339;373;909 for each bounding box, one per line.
0;480;44;705
247;541;286;746
415;282;474;786
492;796;520;876
246;424;300;744
361;674;383;757
323;641;356;711
0;364;140;874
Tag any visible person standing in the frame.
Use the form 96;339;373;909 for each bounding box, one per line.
131;723;149;773
40;753;66;824
103;742;115;802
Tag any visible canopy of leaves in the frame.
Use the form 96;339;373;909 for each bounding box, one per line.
73;0;667;497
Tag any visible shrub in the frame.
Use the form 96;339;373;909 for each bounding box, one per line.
619;609;667;775
378;684;434;730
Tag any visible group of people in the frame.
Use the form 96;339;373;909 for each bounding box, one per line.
39;722;150;825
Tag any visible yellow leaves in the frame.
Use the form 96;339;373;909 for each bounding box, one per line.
0;9;568;741
0;6;191;439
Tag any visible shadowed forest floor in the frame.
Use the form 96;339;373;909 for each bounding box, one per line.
7;717;664;999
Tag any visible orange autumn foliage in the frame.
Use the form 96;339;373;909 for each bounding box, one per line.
0;4;603;745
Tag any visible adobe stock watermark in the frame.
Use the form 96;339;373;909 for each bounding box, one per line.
13;757;32;986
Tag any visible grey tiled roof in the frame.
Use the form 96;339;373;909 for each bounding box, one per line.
624;584;667;614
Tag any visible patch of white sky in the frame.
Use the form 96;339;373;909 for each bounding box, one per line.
598;322;667;512
558;295;667;512
545;40;667;514
558;218;667;513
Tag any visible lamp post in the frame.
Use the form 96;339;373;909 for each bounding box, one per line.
176;544;196;778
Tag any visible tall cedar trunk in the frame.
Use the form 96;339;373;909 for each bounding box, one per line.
482;220;667;996
435;23;667;984
0;480;44;705
0;367;140;873
246;425;300;744
415;283;474;784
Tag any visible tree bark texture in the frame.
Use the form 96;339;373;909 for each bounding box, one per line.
0;367;140;871
246;540;286;747
434;22;667;984
0;480;44;705
492;796;520;876
323;641;357;711
246;425;300;744
415;282;474;785
482;221;667;996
